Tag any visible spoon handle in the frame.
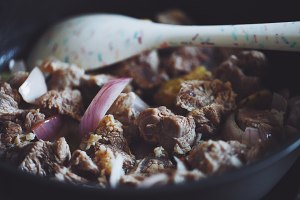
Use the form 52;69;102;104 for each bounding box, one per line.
148;21;300;51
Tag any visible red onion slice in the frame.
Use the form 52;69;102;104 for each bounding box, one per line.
32;115;63;141
79;78;132;137
18;67;47;103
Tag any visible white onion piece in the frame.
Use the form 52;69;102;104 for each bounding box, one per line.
32;115;63;141
243;127;260;146
109;154;125;188
79;78;132;137
18;67;47;103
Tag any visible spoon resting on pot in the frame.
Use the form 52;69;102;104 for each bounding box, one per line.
27;14;300;70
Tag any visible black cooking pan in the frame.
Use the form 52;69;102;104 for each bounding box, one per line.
1;0;300;200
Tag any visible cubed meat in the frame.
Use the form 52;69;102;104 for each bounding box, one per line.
214;51;266;98
187;140;247;175
23;109;45;131
69;150;100;180
108;92;149;143
136;106;196;155
18;137;71;176
54;165;89;185
0;91;24;121
161;46;209;77
0;81;21;103
176;79;236;112
40;58;85;90
188;103;225;137
36;89;83;120
112;51;163;90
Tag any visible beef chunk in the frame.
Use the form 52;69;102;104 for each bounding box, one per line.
108;92;149;143
52;137;71;164
235;50;267;77
23;109;45;131
0;82;21;104
130;155;174;176
69;150;99;180
8;71;29;89
0;121;35;159
136;106;196;155
236;108;284;145
187;140;247;175
214;51;265;98
112;51;163;89
161;46;209;77
0;121;23;153
119;147;174;187
0;121;22;135
236;108;283;131
40;58;85;90
18;137;71;176
92;115;131;154
80;115;135;174
188;103;225;137
177;79;236;112
36;89;83;120
0;91;24;121
54;165;89;185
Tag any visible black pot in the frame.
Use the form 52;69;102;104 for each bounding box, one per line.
1;0;300;200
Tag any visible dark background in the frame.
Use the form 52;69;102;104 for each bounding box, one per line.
1;0;300;199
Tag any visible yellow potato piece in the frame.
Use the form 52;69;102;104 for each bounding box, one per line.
154;66;211;107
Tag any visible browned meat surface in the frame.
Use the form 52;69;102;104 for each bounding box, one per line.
112;51;164;90
40;59;85;90
0;81;21;103
189;103;225;137
136;106;196;155
93;115;131;154
69;150;99;180
124;156;174;181
108;92;149;143
234;50;267;77
177;79;236;112
161;46;209;77
236;108;283;131
214;51;266;99
0;121;23;155
8;71;29;89
23;109;45;131
0;90;24;121
17;137;71;176
0;121;22;135
80;115;135;174
36;89;83;120
119;147;174;186
54;165;89;185
187;140;247;174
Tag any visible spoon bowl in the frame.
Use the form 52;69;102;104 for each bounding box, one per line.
27;14;300;70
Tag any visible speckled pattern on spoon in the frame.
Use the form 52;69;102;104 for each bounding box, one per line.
27;14;300;70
